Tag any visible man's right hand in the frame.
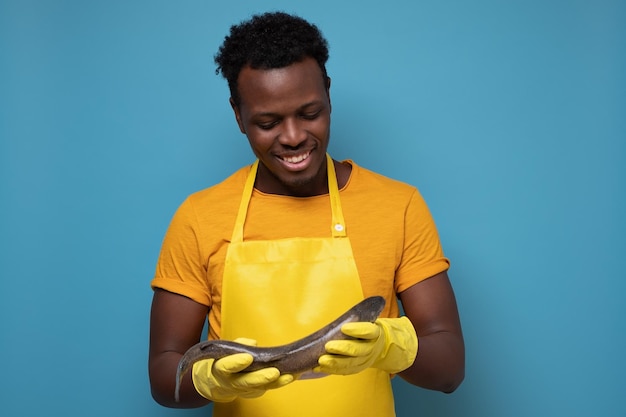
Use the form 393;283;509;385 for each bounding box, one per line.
191;339;295;402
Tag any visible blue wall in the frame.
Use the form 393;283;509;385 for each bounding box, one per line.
1;1;624;416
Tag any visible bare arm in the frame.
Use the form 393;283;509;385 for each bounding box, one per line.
148;288;212;408
398;271;465;393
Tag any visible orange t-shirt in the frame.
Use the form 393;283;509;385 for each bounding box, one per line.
151;160;449;340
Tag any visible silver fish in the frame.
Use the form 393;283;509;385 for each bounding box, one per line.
174;296;385;402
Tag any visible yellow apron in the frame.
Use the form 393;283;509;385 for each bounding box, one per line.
216;154;395;417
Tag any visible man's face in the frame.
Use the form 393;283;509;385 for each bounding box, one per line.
231;57;331;197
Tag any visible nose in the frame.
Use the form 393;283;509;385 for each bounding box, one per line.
278;117;306;147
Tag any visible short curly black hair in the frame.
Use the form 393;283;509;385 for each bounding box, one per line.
214;11;330;105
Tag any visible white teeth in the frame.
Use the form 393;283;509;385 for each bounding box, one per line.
282;153;309;163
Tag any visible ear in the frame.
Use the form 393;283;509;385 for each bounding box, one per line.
326;77;332;112
229;97;246;134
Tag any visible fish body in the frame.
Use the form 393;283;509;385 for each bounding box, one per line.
174;296;385;402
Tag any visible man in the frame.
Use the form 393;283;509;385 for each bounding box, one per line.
149;11;464;417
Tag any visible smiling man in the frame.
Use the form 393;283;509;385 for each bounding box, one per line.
149;12;464;417
233;56;338;196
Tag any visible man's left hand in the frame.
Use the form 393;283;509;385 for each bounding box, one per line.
316;317;418;375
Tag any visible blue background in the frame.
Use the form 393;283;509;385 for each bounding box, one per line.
1;1;624;416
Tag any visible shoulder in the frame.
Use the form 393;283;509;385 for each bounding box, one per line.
185;165;250;207
169;165;250;227
344;160;419;201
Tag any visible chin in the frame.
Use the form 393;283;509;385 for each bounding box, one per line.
258;152;327;195
280;171;325;195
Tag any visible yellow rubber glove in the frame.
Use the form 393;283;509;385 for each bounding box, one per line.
191;338;294;403
316;316;418;375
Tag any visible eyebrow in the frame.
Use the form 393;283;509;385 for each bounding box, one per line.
252;101;324;118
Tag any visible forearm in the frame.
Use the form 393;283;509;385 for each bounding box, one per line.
149;289;212;408
397;273;465;393
149;351;211;408
398;329;465;393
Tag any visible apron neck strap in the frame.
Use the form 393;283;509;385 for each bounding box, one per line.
326;154;348;238
231;153;347;243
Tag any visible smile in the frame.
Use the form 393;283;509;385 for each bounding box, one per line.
281;151;311;164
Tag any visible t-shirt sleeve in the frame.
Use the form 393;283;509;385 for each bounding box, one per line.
151;197;211;306
394;189;450;293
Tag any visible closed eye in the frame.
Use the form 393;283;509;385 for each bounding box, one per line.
257;120;279;130
301;110;322;120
